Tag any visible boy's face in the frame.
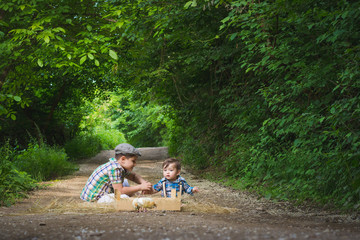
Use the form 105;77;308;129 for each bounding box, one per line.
119;155;137;171
163;163;180;181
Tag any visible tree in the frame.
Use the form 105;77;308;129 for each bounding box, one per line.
0;0;133;144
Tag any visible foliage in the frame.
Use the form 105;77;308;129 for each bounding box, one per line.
107;91;171;147
0;0;359;210
222;0;360;209
15;142;78;181
94;127;127;150
0;141;38;206
64;128;126;160
112;0;360;209
64;95;127;160
187;0;359;209
64;134;103;161
0;0;122;145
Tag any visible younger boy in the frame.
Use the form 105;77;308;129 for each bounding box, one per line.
153;158;199;197
80;143;152;202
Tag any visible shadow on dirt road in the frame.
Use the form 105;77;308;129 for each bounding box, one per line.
0;148;359;240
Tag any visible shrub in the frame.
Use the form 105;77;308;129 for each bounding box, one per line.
64;134;103;160
93;127;126;150
0;141;38;206
64;128;126;160
15;142;77;181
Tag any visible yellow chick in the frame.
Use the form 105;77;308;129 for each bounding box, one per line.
132;197;157;212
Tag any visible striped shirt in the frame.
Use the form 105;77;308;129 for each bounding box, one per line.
153;176;193;197
80;158;129;202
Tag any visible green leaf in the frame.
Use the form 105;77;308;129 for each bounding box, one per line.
37;59;43;67
95;59;100;66
330;107;336;114
11;114;16;120
229;33;237;41
115;21;124;30
44;35;50;43
184;1;198;9
221;16;230;24
109;49;118;60
87;53;94;60
13;96;21;102
184;1;193;9
80;56;87;65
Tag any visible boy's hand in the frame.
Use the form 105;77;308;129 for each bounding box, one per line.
142;188;154;195
139;181;152;191
192;187;199;193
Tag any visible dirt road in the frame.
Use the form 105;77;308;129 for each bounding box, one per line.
0;148;359;240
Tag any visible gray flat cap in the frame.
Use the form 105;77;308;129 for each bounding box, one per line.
114;143;141;156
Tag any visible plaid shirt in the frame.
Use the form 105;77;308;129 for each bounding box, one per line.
153;176;193;197
80;158;129;202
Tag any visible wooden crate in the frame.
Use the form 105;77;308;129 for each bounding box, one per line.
114;189;182;211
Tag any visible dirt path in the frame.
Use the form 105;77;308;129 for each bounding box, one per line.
0;148;359;240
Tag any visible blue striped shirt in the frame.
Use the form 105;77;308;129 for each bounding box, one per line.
153;176;193;197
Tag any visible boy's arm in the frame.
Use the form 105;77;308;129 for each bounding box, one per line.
182;180;199;195
152;181;163;192
142;180;163;195
115;172;152;195
126;172;147;184
142;187;156;195
112;181;152;196
192;186;199;193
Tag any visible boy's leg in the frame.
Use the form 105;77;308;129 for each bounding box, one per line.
97;193;115;203
98;180;131;203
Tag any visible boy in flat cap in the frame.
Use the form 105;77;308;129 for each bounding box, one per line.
80;143;152;203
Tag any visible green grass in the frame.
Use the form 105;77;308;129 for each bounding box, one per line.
0;141;38;206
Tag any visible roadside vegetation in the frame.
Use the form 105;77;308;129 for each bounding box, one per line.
0;98;127;206
1;0;359;211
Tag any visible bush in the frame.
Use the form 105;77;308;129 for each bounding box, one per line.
64;128;126;160
15;142;77;181
64;134;103;160
0;141;38;206
93;127;126;150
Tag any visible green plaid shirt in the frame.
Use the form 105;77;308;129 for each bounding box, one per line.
80;158;129;202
